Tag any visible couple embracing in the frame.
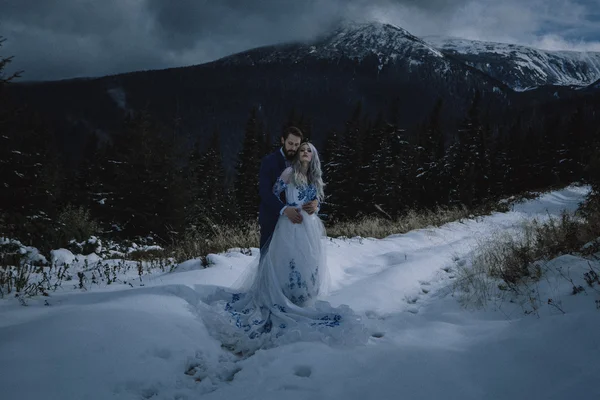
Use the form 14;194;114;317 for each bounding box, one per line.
258;125;325;298
203;126;367;355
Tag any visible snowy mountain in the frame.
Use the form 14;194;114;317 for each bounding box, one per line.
425;36;600;90
224;21;448;70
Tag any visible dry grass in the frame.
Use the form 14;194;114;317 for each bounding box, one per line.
326;202;507;239
454;205;600;309
56;205;99;244
167;197;513;262
454;228;542;309
169;220;260;263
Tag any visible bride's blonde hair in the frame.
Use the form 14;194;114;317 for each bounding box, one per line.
291;142;325;201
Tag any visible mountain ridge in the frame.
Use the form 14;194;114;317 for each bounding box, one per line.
425;35;600;90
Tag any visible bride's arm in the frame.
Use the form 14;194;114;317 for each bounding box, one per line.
273;167;293;194
280;167;293;184
273;167;293;214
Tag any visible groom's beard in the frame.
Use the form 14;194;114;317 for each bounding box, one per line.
285;149;296;159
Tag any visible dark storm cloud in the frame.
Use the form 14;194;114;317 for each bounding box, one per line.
0;0;598;81
143;0;468;50
0;0;164;80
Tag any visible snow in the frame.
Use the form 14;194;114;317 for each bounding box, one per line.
323;21;445;59
50;248;76;266
425;36;600;89
1;237;48;264
1;185;599;399
224;21;449;69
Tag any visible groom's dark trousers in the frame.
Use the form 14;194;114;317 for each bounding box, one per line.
258;149;287;253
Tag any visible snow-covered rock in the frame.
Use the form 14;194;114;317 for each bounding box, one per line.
50;249;76;266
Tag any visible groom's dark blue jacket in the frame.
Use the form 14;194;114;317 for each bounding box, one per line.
258;148;287;250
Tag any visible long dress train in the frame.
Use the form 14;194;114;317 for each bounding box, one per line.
200;168;368;354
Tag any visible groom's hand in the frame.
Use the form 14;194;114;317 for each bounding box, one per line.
302;200;318;215
284;207;303;224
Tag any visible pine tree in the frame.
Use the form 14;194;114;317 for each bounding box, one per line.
415;99;445;208
447;92;491;207
99;111;178;238
536;115;561;187
501;118;524;193
320;128;340;218
0;107;64;247
328;102;366;219
0;36;22;88
389;128;418;215
519;125;540;188
371;123;404;216
559;106;587;182
0;36;23;233
234;106;263;220
487;125;511;197
585;129;600;192
72;132;101;208
188;130;231;227
362;115;387;209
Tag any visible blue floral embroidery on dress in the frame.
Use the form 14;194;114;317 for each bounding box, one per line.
261;316;273;333
285;259;312;306
289;271;302;290
273;177;287;196
310;266;318;287
310;314;342;327
296;184;317;202
288;260;305;290
274;304;286;313
220;248;344;342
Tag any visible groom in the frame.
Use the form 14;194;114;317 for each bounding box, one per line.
258;126;318;252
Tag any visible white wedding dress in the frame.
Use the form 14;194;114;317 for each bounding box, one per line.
200;168;368;355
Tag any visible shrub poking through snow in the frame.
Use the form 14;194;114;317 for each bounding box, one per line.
455;200;600;312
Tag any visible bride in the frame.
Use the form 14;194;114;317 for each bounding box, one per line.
202;142;368;355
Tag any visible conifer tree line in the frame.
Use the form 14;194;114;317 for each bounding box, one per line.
2;37;600;251
321;93;600;221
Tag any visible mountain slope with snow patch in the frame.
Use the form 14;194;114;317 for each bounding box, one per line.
426;36;600;90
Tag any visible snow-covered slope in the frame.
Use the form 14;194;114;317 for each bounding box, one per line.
222;21;451;71
223;23;600;92
1;186;599;399
426;36;600;90
312;21;445;61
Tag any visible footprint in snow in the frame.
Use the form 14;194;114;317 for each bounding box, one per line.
405;295;419;304
294;365;312;378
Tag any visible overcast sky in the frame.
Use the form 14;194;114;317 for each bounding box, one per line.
1;0;599;81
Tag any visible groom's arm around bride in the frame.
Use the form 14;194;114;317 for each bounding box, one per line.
257;126;304;250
